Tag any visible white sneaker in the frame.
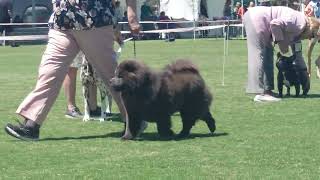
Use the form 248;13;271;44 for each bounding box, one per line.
316;66;320;79
254;94;281;102
253;95;263;102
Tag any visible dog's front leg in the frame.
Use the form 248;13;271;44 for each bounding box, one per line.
101;88;113;120
299;71;310;96
99;89;107;122
82;86;91;122
277;72;284;97
106;92;112;114
156;115;174;138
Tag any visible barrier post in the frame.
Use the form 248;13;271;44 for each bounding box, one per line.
2;30;6;46
193;20;196;40
222;20;230;86
133;36;136;58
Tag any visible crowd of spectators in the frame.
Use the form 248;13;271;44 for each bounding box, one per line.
118;1;175;40
223;0;257;21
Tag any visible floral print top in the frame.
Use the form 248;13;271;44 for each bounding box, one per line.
51;0;116;30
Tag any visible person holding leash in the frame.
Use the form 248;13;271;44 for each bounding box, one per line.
244;6;320;102
4;0;140;141
304;0;320;78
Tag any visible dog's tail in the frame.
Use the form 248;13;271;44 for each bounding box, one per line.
166;59;199;74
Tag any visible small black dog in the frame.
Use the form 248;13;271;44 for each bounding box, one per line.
276;53;310;97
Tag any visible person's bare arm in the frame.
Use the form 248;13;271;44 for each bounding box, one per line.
126;0;140;34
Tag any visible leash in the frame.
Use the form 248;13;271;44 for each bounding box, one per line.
133;35;137;58
116;37;133;59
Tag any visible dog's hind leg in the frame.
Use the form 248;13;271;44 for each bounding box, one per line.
200;111;216;134
286;86;291;96
177;112;197;139
294;83;300;97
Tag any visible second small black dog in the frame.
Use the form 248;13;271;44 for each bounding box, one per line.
276;53;310;97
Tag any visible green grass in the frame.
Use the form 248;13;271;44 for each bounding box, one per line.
1;39;320;179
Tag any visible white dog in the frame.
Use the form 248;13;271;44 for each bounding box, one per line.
80;28;131;122
80;54;113;122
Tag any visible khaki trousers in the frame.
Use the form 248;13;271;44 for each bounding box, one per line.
16;26;129;135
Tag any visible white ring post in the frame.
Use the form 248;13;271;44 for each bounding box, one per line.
193;0;196;40
133;39;136;58
222;22;230;86
3;30;6;46
223;30;226;86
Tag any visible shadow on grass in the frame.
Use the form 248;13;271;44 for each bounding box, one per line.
279;93;320;99
106;131;229;141
39;134;114;141
38;132;228;142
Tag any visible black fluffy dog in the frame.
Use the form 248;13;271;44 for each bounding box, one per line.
276;53;310;97
110;59;216;139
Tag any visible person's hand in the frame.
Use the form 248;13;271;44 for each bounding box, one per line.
127;11;140;35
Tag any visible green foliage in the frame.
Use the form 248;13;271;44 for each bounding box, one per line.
0;39;320;179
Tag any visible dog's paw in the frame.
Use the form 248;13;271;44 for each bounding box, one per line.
121;133;134;140
99;117;105;122
82;115;91;122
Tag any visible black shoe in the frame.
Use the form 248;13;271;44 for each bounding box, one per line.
4;121;39;141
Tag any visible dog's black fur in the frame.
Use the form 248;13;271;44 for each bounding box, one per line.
276;53;310;97
110;59;216;139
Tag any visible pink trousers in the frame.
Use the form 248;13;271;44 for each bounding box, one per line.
16;26;130;135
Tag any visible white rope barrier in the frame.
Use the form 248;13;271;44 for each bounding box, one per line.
0;24;243;40
0;35;48;41
0;23;48;26
0;21;243;86
120;25;226;34
0;20;241;26
229;24;244;27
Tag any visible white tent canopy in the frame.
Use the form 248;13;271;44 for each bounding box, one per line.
117;0;225;21
160;0;199;20
160;0;224;21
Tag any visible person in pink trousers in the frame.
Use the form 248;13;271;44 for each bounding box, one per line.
243;6;320;102
4;0;141;141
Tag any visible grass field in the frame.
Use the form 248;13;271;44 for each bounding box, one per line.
1;39;320;179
